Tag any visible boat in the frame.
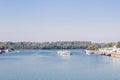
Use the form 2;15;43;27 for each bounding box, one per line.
99;52;105;55
57;50;71;56
0;48;14;54
85;50;96;55
103;52;111;56
85;50;91;55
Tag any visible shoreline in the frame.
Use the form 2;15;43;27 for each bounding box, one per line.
85;48;120;58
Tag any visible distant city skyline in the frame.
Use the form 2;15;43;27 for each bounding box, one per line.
0;0;120;43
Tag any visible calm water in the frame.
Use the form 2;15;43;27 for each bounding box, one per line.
0;50;120;80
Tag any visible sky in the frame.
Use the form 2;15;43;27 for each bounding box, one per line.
0;0;120;43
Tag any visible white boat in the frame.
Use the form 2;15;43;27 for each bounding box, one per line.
85;50;96;55
57;50;71;56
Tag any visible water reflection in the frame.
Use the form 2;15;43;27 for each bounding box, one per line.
111;57;120;67
0;57;21;61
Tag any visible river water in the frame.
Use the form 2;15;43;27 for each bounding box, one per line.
0;50;120;80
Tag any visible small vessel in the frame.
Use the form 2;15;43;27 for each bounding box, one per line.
104;52;111;56
99;52;105;55
85;50;91;55
85;50;95;55
0;50;2;54
0;48;14;54
57;50;71;56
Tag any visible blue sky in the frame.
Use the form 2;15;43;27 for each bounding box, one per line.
0;0;120;42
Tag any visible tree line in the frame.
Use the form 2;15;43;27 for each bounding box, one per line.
0;41;91;49
0;41;119;50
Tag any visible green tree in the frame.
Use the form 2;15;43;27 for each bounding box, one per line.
116;41;120;48
104;43;115;48
87;44;98;50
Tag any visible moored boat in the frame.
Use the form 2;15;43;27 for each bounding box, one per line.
0;48;14;54
57;50;71;56
85;50;96;55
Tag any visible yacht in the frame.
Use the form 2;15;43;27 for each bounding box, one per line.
85;50;95;55
57;50;71;56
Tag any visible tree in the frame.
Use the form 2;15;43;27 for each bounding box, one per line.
0;41;101;50
104;43;115;48
116;41;120;48
87;44;98;50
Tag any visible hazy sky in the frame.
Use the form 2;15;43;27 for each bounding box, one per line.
0;0;120;42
